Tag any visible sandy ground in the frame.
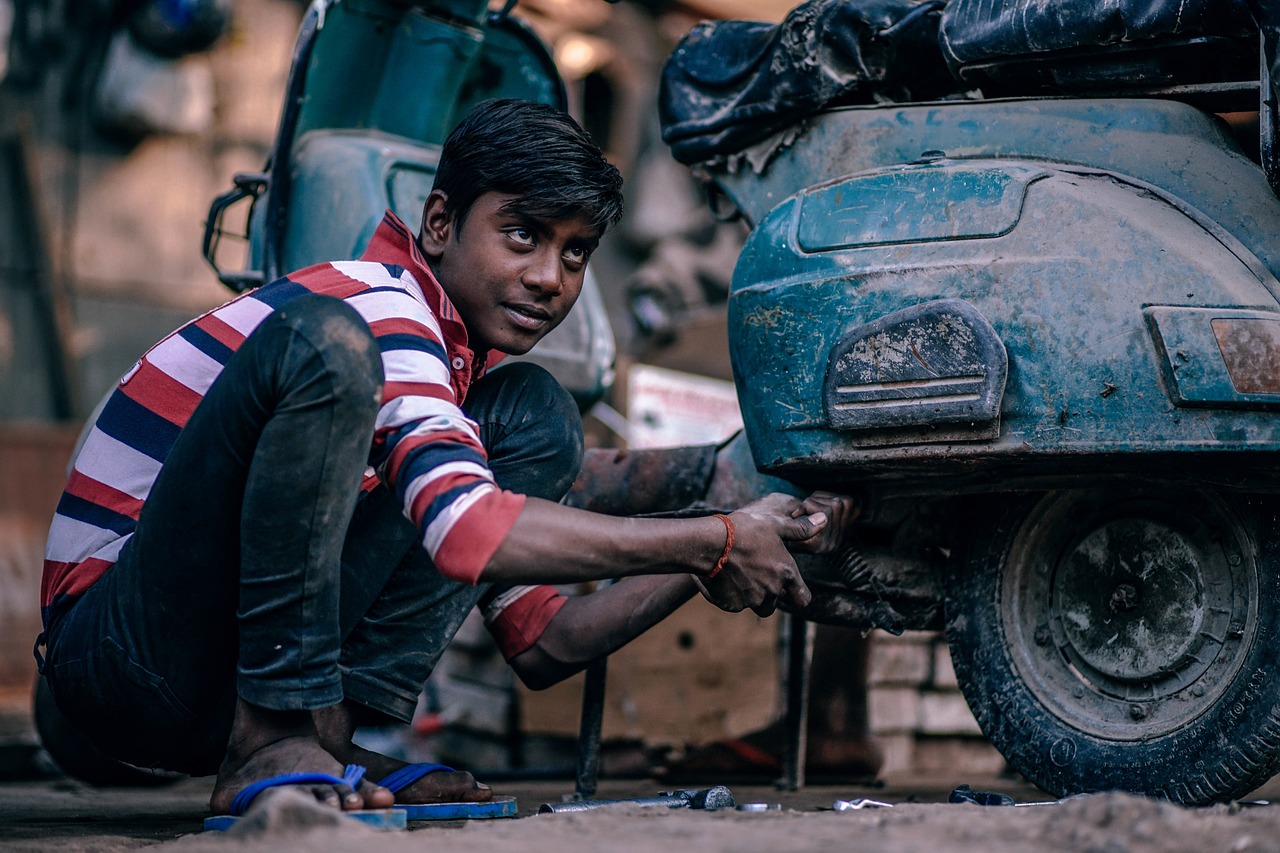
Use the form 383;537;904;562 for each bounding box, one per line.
4;772;1280;853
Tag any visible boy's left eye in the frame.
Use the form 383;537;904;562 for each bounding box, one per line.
563;246;588;264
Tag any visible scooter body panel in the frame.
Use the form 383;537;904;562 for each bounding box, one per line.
725;100;1280;488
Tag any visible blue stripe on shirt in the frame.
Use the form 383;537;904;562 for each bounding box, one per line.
55;491;137;536
417;479;491;530
178;323;234;364
377;332;448;363
252;278;313;309
94;392;183;462
393;441;489;503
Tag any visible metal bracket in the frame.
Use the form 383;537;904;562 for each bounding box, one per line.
202;171;269;293
1261;28;1280;199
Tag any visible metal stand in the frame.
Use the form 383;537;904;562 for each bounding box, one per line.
574;656;608;799
779;613;815;791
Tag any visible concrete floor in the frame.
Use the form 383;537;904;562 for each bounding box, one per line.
0;772;1038;847
4;771;1280;852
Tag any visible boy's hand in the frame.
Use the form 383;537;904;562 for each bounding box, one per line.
787;491;860;555
693;493;817;617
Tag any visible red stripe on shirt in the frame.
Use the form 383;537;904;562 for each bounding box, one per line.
366;316;440;341
431;489;526;584
486;586;568;660
194;313;249;350
42;556;114;605
382;428;486;489
63;472;145;521
406;471;491;523
116;359;205;427
291;265;380;299
381;381;454;404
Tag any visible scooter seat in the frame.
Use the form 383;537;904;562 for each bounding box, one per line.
941;0;1257;97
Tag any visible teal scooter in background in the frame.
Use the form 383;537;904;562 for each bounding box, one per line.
204;0;615;409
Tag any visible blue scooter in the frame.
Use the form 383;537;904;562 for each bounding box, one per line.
659;0;1280;804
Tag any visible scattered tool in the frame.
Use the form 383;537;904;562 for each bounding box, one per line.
538;786;734;813
948;784;1016;806
831;798;894;811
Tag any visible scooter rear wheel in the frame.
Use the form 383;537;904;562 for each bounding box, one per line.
945;487;1280;804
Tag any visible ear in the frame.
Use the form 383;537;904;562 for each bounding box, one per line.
418;189;453;259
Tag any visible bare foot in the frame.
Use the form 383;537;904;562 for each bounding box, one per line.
313;703;492;804
211;701;395;815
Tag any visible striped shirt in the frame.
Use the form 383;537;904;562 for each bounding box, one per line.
41;211;526;613
480;584;568;660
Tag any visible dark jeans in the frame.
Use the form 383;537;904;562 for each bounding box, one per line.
41;295;582;775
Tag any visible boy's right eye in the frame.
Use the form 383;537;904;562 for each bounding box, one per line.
508;228;535;246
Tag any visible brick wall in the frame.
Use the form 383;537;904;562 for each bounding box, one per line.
867;629;1007;777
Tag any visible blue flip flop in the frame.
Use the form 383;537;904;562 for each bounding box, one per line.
203;763;405;831
378;762;456;794
378;762;518;821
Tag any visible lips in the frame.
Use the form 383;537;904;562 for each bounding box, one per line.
502;302;553;331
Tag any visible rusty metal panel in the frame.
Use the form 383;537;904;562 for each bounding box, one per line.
822;298;1006;444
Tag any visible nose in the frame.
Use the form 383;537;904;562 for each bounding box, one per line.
522;249;563;295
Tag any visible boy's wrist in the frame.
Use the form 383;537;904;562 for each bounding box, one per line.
702;513;735;579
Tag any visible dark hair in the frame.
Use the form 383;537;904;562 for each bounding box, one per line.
433;99;624;235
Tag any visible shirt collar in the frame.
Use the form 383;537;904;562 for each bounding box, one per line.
361;210;503;384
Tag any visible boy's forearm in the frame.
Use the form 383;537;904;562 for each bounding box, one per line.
507;574;700;689
481;497;728;584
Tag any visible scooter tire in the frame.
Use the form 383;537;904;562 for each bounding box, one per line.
945;488;1280;805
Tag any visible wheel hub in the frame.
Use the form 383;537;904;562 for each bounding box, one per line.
1005;490;1256;740
1054;518;1211;686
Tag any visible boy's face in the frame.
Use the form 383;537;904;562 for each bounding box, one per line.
419;190;600;356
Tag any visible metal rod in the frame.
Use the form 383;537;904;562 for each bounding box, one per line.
574;656;608;799
780;614;814;791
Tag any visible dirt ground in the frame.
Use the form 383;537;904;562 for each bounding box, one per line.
4;771;1280;853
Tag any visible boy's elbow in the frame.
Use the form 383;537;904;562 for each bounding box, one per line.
508;646;583;691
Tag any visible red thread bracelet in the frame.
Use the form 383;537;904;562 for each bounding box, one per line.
707;513;735;579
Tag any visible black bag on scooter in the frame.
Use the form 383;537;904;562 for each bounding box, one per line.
659;0;954;165
939;0;1256;91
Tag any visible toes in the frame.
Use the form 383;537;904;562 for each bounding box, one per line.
469;778;493;803
447;771;492;803
360;783;396;810
335;785;364;811
312;785;343;809
399;770;492;804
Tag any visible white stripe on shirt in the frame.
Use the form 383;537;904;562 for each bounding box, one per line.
402;460;494;512
380;347;452;386
73;428;163;500
145;335;227;396
375;396;478;435
213;294;276;337
422;481;495;556
346;290;444;340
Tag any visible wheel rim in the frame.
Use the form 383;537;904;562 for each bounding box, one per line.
1003;489;1257;741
